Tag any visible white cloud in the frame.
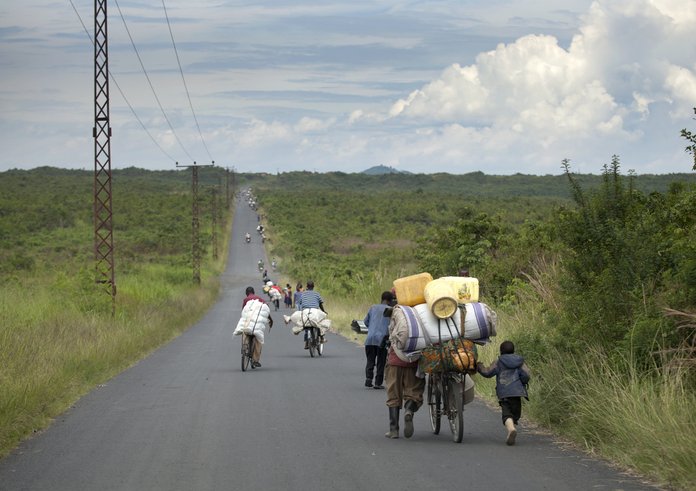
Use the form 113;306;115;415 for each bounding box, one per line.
2;0;696;174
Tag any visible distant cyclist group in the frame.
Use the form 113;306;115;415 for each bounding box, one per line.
234;189;531;446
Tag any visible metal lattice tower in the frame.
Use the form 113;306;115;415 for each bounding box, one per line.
211;185;218;260
225;168;230;209
93;0;116;314
177;162;213;284
191;164;200;283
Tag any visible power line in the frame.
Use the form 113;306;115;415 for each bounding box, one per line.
162;0;213;162
69;0;177;163
113;0;195;162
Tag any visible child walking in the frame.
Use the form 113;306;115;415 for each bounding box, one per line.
477;340;530;445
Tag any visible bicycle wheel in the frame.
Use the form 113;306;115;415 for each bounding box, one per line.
446;377;464;443
241;336;252;371
308;329;316;357
316;328;323;356
428;375;441;434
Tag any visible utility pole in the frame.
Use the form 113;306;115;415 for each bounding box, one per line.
225;167;230;209
210;185;218;261
176;161;213;284
93;0;116;315
231;167;236;200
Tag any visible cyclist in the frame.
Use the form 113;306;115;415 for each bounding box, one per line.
257;259;264;272
245;232;251;243
241;286;273;368
296;280;326;349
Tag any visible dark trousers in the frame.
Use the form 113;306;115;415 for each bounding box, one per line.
499;397;522;424
365;345;387;385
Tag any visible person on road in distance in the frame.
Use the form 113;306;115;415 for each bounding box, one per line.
284;284;292;309
477;340;530;446
245;232;251;243
363;291;394;390
241;286;273;368
293;283;303;310
384;307;425;439
296;280;326;349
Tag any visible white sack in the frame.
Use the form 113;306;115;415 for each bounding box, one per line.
413;303;464;346
233;299;271;343
460;302;497;343
391;302;496;349
390;305;426;353
284;308;330;335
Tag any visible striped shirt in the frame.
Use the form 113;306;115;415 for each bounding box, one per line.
298;289;323;310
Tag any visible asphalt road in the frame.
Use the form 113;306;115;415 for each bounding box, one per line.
0;195;658;491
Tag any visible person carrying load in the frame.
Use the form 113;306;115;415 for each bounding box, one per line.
239;287;273;368
296;281;327;348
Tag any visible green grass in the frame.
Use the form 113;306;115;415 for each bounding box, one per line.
0;268;221;458
471;303;696;490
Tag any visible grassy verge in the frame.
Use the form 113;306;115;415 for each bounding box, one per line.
0;269;220;458
468;305;695;490
0;213;233;459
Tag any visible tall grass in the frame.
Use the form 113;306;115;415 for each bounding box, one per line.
473;264;696;490
0;268;220;457
0;211;232;458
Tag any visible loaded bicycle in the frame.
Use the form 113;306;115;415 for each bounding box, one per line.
422;320;476;443
241;334;256;371
427;370;467;442
304;326;324;357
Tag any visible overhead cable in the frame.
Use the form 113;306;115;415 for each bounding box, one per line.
68;0;177;163
113;0;195;162
162;0;213;162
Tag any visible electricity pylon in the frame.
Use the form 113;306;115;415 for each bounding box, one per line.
93;0;116;315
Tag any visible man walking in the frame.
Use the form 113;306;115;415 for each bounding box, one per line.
363;291;394;389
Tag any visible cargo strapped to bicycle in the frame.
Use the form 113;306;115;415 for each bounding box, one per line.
419;317;477;374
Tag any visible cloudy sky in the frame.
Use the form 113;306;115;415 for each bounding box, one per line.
1;0;695;175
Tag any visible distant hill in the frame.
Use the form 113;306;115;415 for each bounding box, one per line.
362;165;411;175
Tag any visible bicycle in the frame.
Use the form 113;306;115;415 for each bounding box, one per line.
427;370;466;442
303;326;324;357
424;320;475;443
241;334;256;371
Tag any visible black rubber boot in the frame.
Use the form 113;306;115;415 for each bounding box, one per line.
385;407;400;439
404;400;418;438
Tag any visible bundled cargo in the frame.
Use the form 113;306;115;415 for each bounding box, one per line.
283;308;331;335
389;302;496;356
233;299;271;343
440;276;479;304
423;276;480;319
423;278;458;319
418;339;478;374
458;302;497;342
388;305;423;360
268;286;282;301
393;272;433;307
387;305;421;363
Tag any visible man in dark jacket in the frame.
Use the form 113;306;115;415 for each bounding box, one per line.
477;340;530;445
363;291;394;389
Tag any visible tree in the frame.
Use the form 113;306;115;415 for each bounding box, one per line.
680;107;696;171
